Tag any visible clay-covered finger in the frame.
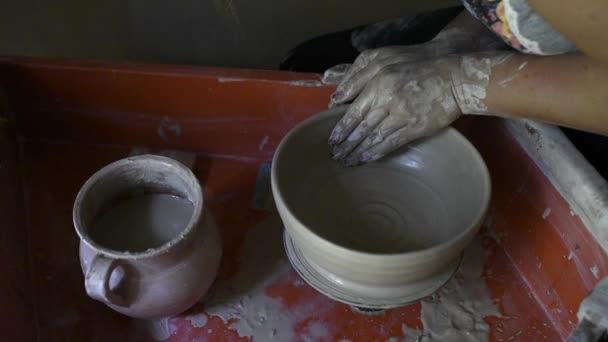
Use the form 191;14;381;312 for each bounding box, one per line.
341;50;374;83
329;50;376;105
322;63;351;85
359;126;428;163
332;108;388;162
328;100;371;152
328;95;372;148
332;54;416;106
331;63;384;106
345;114;410;161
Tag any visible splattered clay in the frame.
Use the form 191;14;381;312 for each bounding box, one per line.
148;215;499;341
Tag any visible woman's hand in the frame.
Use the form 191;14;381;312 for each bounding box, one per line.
329;58;462;166
323;22;501;107
324;46;435;105
324;38;466;107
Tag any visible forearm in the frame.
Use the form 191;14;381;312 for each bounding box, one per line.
484;53;608;134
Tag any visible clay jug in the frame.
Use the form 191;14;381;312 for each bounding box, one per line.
73;155;221;319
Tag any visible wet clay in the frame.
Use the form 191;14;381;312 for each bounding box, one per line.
418;238;499;341
396;238;500;341
90;193;194;252
451;52;513;115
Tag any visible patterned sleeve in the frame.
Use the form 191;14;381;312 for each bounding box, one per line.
462;0;576;55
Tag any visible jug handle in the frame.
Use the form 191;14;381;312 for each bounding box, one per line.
85;255;128;306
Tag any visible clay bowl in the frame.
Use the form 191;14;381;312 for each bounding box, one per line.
271;107;491;308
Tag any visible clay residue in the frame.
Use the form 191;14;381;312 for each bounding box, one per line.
203;216;334;340
258;135;269;151
403;238;500;341
590;265;600;279
498;60;527;88
401;324;423;340
145;318;177;341
453;53;512;115
542;207;552;220
217;77;246;83
301;320;330;342
287;80;323;87
186;313;209;328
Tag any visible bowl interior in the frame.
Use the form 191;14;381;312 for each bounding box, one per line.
274;109;490;254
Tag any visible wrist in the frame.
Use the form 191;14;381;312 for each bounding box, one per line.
447;52;514;115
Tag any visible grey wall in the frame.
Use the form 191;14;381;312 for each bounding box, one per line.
0;0;457;69
0;2;127;61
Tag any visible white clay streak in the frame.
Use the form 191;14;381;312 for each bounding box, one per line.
452;52;513;115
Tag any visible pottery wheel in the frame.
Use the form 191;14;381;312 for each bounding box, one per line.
284;231;462;309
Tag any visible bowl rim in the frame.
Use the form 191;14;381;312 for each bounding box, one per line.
271;106;491;261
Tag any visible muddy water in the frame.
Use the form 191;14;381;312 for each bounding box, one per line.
90;193;194;252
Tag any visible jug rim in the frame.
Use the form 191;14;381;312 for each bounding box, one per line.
73;155;203;260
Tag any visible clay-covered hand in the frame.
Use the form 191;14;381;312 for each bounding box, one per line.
329;52;511;165
323;28;479;107
323;46;433;105
329;58;463;166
